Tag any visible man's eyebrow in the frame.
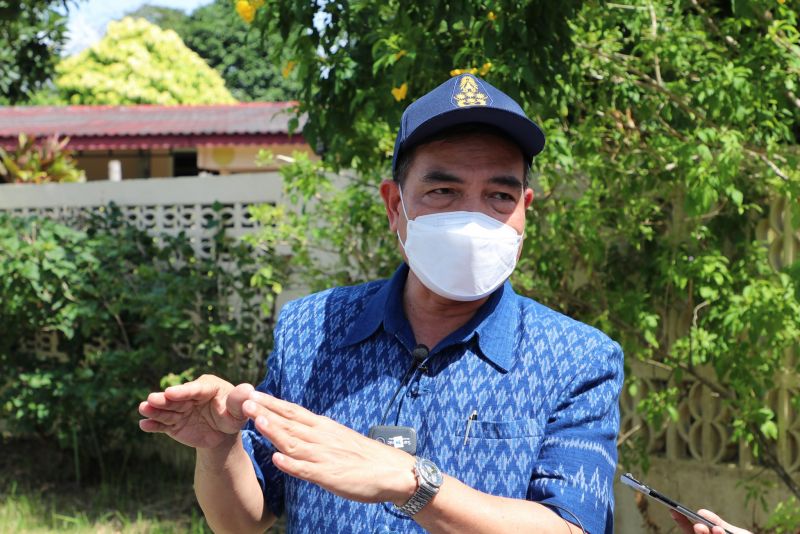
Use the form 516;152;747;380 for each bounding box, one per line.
420;171;464;184
420;172;523;189
489;175;524;189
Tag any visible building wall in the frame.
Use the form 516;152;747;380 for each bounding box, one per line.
197;143;316;173
75;150;152;181
73;144;314;180
150;149;173;178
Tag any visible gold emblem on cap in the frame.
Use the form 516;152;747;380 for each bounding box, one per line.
453;75;489;107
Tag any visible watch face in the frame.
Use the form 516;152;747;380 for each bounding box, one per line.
418;459;443;486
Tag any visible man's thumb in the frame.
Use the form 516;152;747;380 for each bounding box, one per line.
226;383;256;420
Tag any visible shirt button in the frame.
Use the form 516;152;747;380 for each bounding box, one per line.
408;384;431;397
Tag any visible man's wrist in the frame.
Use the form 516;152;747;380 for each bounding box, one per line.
390;454;419;506
196;432;242;473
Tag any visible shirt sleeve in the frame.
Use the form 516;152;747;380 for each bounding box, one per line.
527;338;624;534
240;308;288;519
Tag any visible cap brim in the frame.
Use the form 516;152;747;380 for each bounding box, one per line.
401;106;545;163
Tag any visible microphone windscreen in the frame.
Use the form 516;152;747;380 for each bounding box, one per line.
411;344;430;364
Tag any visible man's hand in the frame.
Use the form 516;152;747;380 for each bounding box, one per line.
242;391;418;505
671;509;752;534
138;374;254;450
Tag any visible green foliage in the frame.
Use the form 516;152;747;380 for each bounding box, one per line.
0;206;279;479
250;0;581;171
53;17;236;105
767;496;800;533
0;1;77;104
124;3;190;30
245;0;800;503
164;0;299;102
246;152;401;290
0;133;85;184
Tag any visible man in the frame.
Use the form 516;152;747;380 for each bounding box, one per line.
139;74;623;533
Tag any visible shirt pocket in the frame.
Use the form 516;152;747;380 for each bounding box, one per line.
441;417;544;500
463;418;541;439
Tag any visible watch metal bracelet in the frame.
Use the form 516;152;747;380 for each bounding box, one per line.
396;458;443;516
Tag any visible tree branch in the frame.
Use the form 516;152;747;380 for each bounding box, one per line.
748;422;800;500
617;423;643;447
787;90;800;111
579;43;796;184
648;2;663;86
580;43;706;120
745;148;791;182
689;0;740;49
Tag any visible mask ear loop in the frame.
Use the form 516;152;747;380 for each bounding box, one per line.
518;184;528;240
396;187;412;251
398;186;411;222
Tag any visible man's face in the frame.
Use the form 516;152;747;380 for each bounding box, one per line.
381;132;534;247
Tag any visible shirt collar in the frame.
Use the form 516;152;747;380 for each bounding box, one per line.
338;264;412;350
338;264;518;372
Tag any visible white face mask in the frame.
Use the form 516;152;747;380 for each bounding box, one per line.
397;189;523;301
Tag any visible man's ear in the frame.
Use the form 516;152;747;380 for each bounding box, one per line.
379;179;402;232
523;187;534;209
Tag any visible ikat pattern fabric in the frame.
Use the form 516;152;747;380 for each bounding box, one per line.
242;265;623;534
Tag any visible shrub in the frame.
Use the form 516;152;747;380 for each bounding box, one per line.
0;133;85;184
0;204;280;481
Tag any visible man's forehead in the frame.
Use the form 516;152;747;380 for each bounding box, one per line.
410;134;525;175
418;129;525;155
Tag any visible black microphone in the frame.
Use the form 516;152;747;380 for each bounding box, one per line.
411;344;429;368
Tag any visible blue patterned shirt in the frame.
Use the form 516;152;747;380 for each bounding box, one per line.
242;265;623;534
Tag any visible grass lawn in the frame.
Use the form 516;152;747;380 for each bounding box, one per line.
0;437;285;534
0;484;207;533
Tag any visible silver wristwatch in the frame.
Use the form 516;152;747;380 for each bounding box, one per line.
396;457;444;516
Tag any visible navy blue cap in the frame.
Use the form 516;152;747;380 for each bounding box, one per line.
392;74;545;173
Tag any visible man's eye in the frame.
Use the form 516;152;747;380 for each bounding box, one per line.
430;188;455;195
490;192;515;201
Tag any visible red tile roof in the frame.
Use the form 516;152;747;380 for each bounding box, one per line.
0;102;306;150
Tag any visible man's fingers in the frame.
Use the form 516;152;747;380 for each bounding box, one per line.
139;402;187;426
244;401;317;452
697;510;723;523
163;380;219;403
272;451;315;481
670;510;711;534
145;392;195;412
697;510;750;534
139;418;172;433
248;392;319;426
670;509;692;531
672;508;750;534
